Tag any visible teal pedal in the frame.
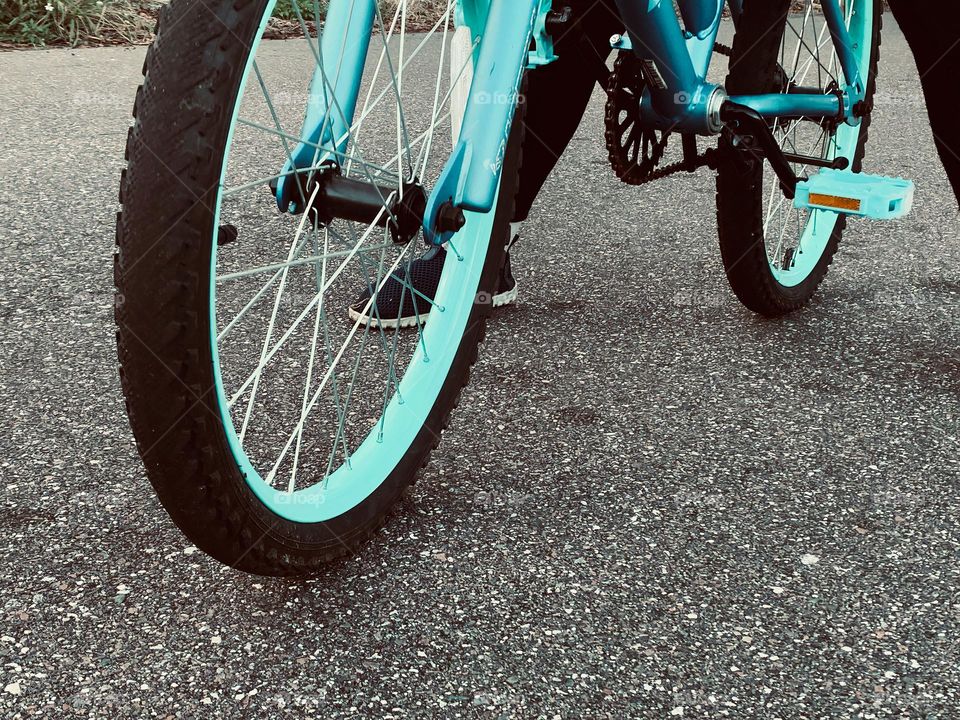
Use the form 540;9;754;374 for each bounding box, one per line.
793;169;914;220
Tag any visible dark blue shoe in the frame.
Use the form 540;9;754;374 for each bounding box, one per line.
348;238;518;329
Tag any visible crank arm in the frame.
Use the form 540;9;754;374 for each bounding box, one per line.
719;101;800;199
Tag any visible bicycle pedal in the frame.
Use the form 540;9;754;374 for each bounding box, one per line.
793;169;914;220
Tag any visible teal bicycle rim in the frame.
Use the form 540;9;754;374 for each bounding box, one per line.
207;1;496;522
766;0;874;287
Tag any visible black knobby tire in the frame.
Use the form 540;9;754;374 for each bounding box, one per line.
715;0;882;317
115;0;525;575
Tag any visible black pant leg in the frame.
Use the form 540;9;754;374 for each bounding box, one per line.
514;1;622;221
887;0;960;206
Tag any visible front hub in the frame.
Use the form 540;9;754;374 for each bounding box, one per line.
275;164;427;245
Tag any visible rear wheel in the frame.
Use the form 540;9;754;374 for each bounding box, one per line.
716;0;881;316
116;0;523;574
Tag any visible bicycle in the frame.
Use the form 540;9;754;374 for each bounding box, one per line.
116;0;912;574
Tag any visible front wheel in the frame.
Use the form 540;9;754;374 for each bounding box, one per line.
716;0;882;317
116;0;523;575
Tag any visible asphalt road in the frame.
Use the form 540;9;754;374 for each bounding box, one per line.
2;17;960;719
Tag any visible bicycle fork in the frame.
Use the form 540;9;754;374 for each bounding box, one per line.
274;0;544;243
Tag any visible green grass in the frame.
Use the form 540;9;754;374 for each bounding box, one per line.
0;0;153;46
270;0;447;25
0;1;890;49
271;0;325;21
0;0;450;47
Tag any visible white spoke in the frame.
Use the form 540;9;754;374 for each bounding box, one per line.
214;0;482;495
216;234;312;343
416;0;456;178
396;0;407;182
345;2;405;176
287;1;396;219
237;181;322;443
234;118;400;178
288;225;330;493
251;61;296;169
265;237;421;486
390;108;453;173
347;7;455;178
791;9;835;88
216;241;397;283
340;221;412;393
787;4;812;81
763;169;782;235
227;202;393;409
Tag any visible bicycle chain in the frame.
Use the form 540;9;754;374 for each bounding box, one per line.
604;42;732;186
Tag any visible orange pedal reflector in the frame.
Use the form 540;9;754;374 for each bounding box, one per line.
794;169;914;220
807;193;861;212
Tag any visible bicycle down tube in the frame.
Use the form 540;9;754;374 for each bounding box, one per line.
613;0;866;129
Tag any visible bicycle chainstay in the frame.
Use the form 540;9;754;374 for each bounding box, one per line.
604;42;732;186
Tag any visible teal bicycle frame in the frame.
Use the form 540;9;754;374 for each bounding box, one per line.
277;0;870;238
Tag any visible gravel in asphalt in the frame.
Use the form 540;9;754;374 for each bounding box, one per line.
1;17;959;719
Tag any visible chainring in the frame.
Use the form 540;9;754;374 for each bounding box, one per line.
604;52;671;185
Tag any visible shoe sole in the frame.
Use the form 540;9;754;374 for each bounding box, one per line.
349;283;518;329
492;284;518;308
347;307;426;330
